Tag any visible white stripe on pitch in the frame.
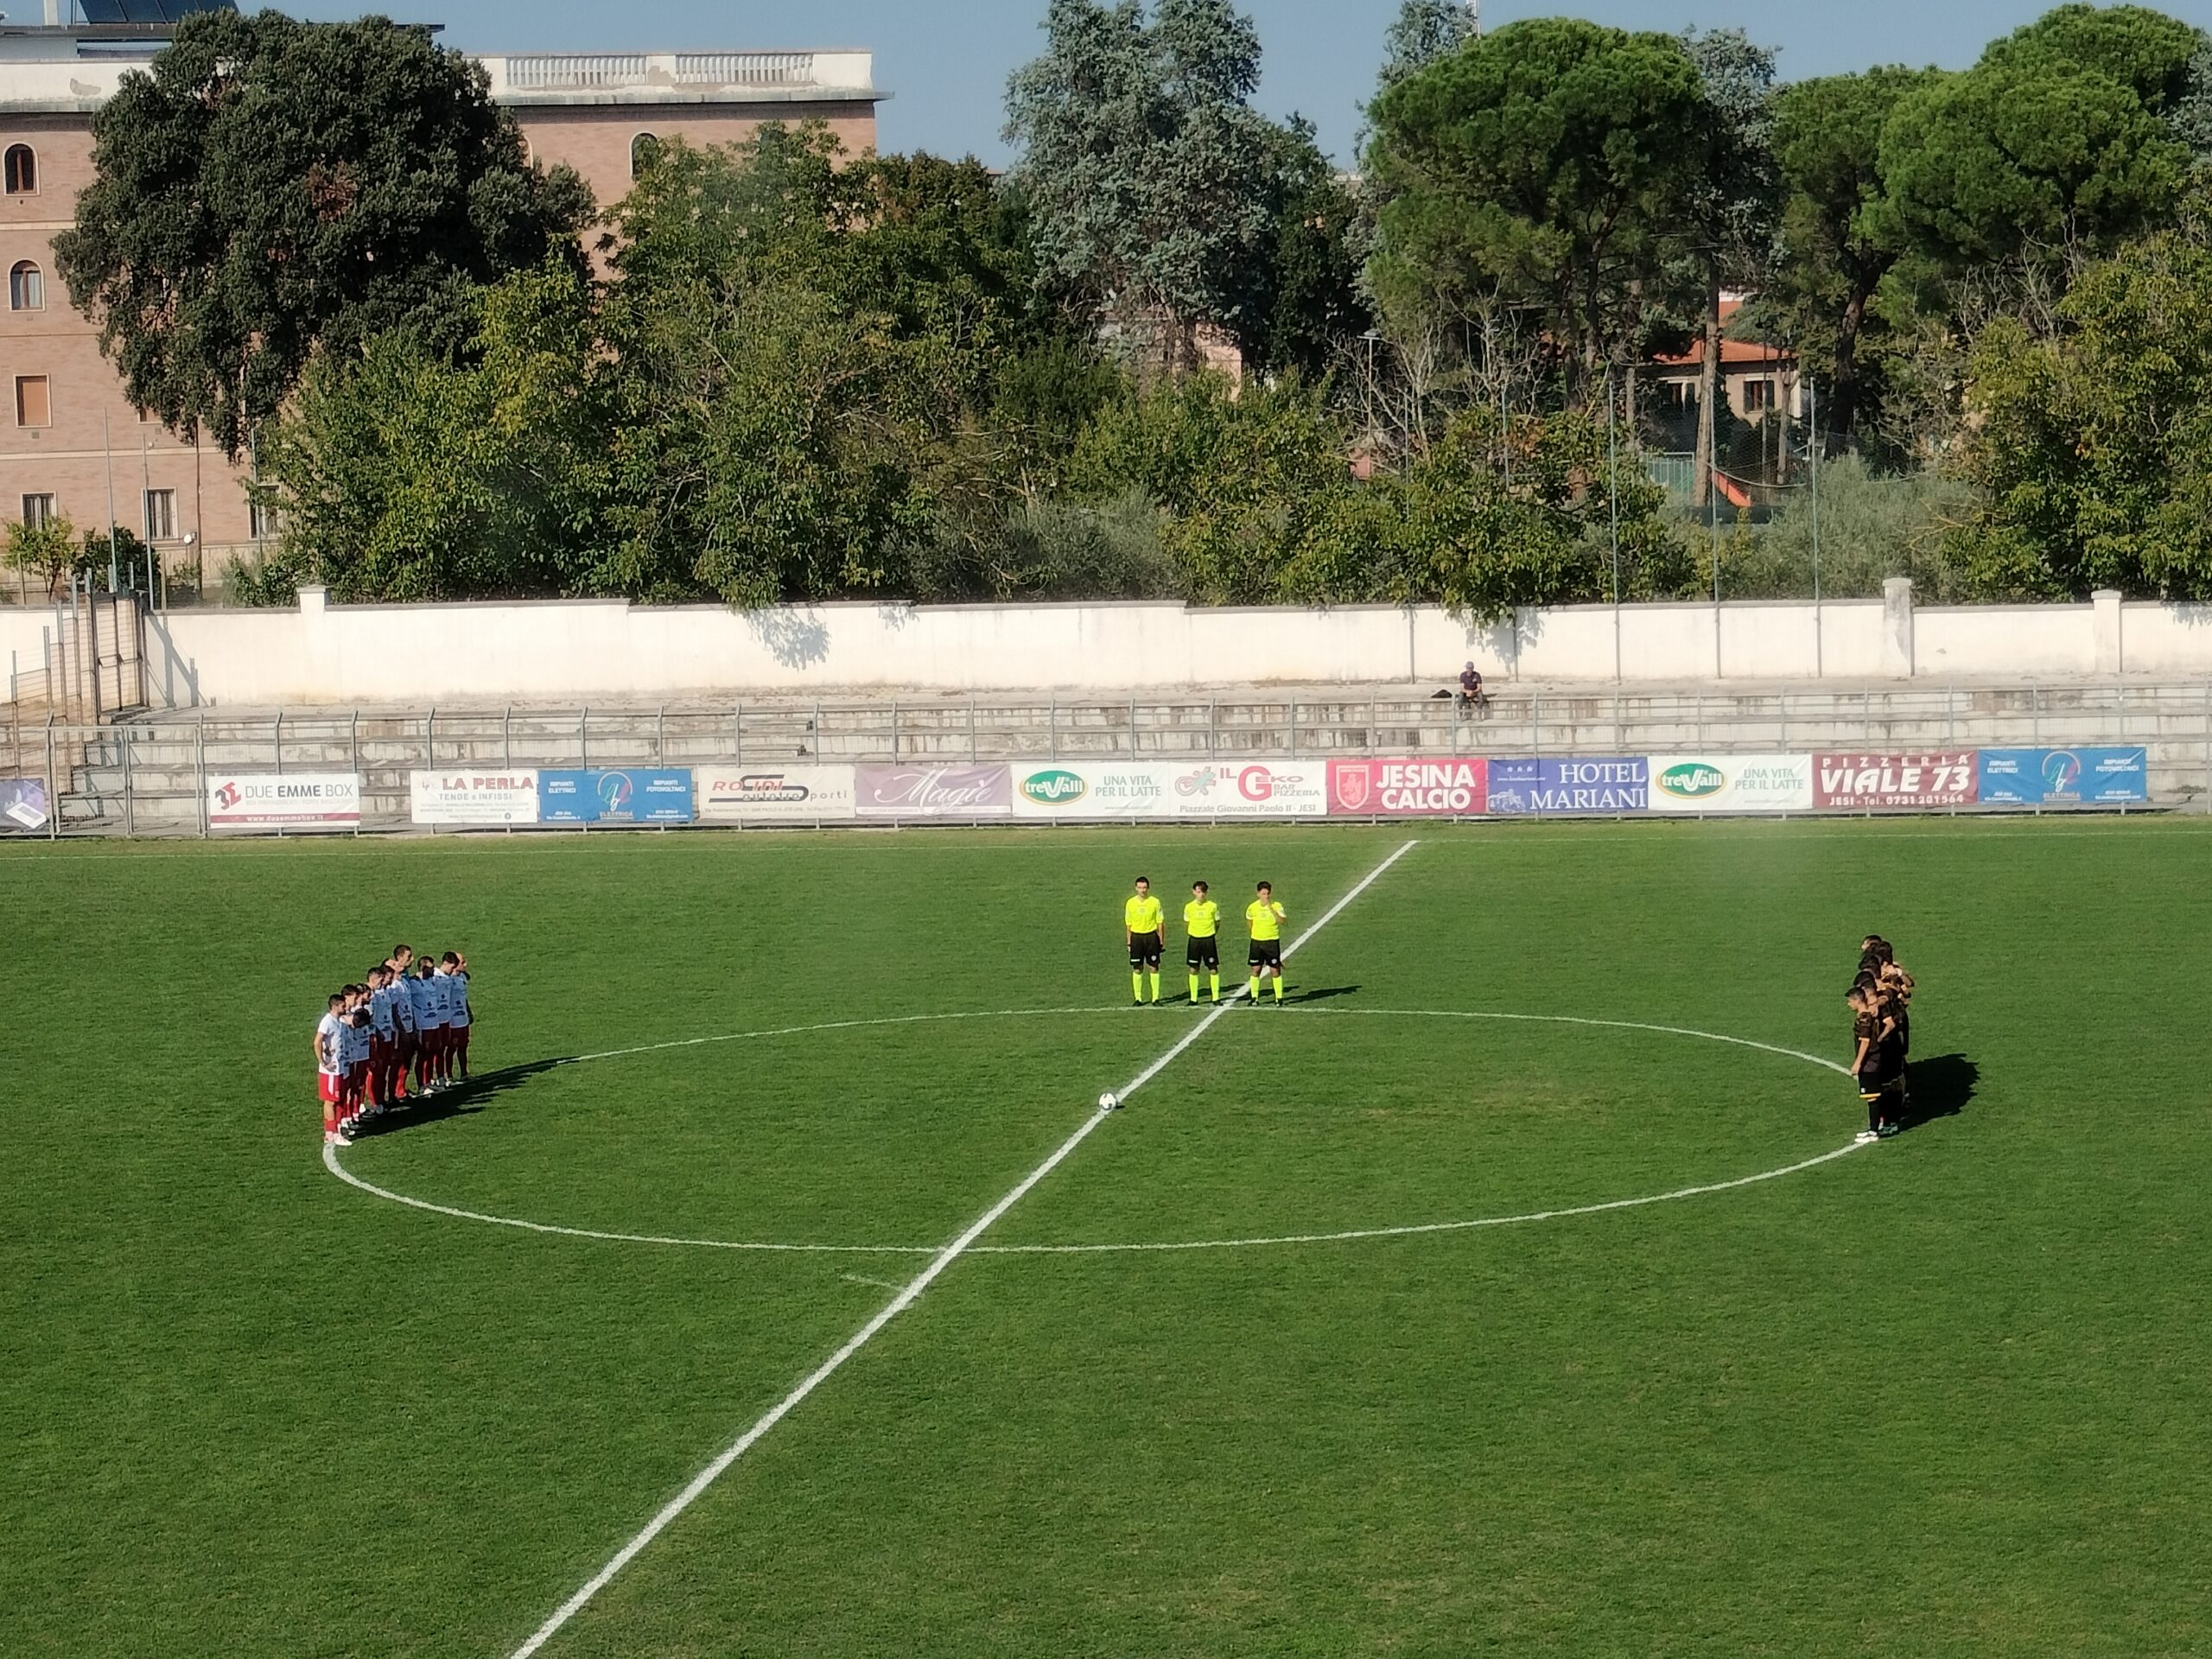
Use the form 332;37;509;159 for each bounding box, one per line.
505;837;1418;1657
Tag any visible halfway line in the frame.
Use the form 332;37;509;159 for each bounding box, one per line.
505;837;1419;1658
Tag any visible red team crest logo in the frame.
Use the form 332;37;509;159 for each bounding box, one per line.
1333;763;1374;812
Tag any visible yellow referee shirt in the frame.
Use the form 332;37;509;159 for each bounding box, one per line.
1184;899;1220;938
1247;899;1286;940
1125;893;1165;934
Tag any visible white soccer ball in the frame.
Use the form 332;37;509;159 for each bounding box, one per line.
1098;1091;1120;1112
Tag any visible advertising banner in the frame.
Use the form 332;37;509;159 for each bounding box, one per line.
1815;751;1978;810
1486;757;1648;817
1002;760;1328;819
207;772;361;831
1646;754;1814;814
700;766;859;823
1977;747;2148;806
1326;758;1487;817
409;770;540;826
1160;760;1327;818
1010;762;1179;820
855;763;1014;818
537;768;695;824
0;777;49;833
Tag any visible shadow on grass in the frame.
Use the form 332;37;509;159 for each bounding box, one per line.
1899;1052;1977;1135
353;1057;572;1138
1286;984;1361;1005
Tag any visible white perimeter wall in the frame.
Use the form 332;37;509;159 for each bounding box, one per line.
9;583;2188;707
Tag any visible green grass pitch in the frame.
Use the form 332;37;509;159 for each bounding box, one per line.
5;819;2211;1657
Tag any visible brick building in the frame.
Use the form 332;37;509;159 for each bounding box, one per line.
0;3;880;596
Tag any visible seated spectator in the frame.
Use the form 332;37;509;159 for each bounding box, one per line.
1456;662;1487;716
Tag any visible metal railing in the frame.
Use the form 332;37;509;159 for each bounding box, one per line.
4;677;2209;838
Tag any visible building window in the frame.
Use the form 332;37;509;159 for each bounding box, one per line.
14;374;49;428
22;493;54;529
8;260;41;310
630;132;661;179
1744;377;1774;412
3;144;34;195
249;497;283;541
143;488;175;542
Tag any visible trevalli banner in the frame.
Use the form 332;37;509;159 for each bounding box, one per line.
700;766;859;823
409;771;540;825
207;772;361;831
1010;762;1181;819
1814;752;1978;810
1005;760;1326;819
1326;758;1487;817
1645;754;1814;814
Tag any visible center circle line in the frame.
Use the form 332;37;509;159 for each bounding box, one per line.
323;1005;1872;1255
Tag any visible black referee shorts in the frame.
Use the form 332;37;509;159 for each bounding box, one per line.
1186;935;1219;970
1248;938;1283;969
1128;931;1164;969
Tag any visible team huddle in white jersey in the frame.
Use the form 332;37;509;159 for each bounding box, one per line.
316;945;474;1146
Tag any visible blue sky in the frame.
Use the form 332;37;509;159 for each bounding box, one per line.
251;1;2212;166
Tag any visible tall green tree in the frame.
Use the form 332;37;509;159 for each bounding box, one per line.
596;130;1025;606
54;9;591;459
1680;29;1779;505
1230;118;1372;380
1950;215;2212;600
1980;3;2202;111
1879;48;2190;272
1765;67;1943;444
1374;0;1476;95
1365;18;1708;403
257;263;607;603
1005;0;1279;373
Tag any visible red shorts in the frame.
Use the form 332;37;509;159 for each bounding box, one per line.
319;1071;340;1104
346;1063;367;1095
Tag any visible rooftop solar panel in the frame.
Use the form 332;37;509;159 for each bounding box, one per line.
75;1;238;23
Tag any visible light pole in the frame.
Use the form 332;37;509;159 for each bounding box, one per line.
1607;367;1622;683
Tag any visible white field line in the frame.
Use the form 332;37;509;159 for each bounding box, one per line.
504;838;1418;1659
981;1141;1870;1254
327;1003;1863;1258
321;1144;939;1255
563;1005;1130;1068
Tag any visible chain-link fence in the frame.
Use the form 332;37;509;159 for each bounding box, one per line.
3;678;2205;838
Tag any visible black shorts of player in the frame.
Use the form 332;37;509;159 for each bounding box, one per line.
1248;938;1283;969
1128;931;1165;969
1186;934;1220;970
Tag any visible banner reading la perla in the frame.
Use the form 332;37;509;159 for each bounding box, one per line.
410;771;540;825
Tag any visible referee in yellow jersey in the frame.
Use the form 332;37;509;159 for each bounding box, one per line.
1184;880;1222;1005
1124;876;1166;1006
1246;880;1287;1005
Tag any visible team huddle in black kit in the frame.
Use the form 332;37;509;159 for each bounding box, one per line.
1847;937;1915;1142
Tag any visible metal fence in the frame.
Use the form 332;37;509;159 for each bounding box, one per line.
4;678;2209;838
